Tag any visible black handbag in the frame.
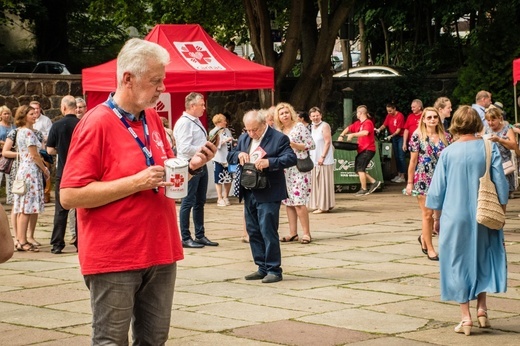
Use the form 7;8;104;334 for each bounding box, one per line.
0;156;14;174
240;162;269;189
296;155;314;172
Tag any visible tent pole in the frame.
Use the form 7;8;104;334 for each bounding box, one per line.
271;89;275;106
515;84;518;126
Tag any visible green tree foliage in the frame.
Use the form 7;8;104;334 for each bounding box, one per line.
454;0;520;117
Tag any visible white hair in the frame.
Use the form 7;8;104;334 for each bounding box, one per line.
116;38;170;85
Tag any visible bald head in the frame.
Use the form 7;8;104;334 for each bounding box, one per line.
61;95;77;115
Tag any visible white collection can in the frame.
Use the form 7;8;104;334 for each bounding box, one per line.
163;158;189;199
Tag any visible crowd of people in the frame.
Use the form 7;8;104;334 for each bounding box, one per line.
0;35;515;342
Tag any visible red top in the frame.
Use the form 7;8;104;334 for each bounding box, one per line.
348;119;376;153
383;111;405;136
61;104;183;275
403;113;422;136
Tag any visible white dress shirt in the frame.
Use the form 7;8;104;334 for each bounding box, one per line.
173;111;207;160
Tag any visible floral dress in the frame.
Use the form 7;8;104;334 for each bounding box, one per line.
282;122;315;206
13;128;45;214
491;124;515;192
409;132;452;195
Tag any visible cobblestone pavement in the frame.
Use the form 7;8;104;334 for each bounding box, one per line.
1;184;519;345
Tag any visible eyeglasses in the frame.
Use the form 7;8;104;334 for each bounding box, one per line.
245;127;260;133
425;115;439;120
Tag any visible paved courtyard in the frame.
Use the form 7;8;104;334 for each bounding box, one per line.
1;184;519;345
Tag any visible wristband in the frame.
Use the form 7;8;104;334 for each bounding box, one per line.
187;159;204;176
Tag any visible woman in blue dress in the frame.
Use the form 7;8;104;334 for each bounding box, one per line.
426;105;508;336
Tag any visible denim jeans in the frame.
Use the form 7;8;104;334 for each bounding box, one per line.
243;190;282;275
180;165;208;241
391;136;406;174
84;263;177;346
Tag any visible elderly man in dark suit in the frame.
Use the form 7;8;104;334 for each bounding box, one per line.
228;110;297;283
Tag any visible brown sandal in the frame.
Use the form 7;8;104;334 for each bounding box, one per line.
301;235;311;244
15;242;39;252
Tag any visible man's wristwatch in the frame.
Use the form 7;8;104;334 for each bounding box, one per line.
187;159;204;176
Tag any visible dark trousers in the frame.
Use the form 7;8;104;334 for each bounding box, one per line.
179;165;208;241
50;177;70;249
243;190;283;275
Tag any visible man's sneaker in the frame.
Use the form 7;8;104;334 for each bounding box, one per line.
367;180;382;194
393;176;406;183
391;176;400;182
217;199;226;207
354;189;368;196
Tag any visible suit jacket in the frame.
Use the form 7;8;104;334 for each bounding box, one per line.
228;126;297;203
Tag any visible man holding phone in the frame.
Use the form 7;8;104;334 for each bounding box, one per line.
174;92;219;248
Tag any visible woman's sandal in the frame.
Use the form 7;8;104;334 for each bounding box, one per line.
301;235;311;244
477;309;490;328
454;320;473;336
280;234;299;242
15;242;39;252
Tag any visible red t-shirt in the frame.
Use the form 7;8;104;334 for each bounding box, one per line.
383;111;405;136
403;112;422;135
61;104;183;275
347;119;376;153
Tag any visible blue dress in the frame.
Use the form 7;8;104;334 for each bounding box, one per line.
426;139;508;303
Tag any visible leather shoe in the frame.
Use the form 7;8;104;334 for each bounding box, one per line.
194;236;219;246
51;247;63;254
262;274;283;283
182;239;205;248
244;271;266;280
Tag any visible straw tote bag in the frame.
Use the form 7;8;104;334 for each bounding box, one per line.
476;139;505;230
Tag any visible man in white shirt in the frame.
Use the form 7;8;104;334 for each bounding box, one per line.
173;92;219;248
471;90;492;132
30;100;53;145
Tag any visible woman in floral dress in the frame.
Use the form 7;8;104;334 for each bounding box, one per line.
12;105;50;252
275;103;315;244
485;107;518;195
406;107;452;260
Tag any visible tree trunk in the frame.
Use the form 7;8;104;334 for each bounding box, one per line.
289;0;353;110
359;17;367;66
379;18;389;65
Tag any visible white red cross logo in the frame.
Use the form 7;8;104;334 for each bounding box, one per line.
170;174;185;188
173;41;225;70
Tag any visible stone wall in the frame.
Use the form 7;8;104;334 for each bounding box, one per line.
0;73;457;134
0;73;83;120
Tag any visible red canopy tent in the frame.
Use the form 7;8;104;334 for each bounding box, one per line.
82;24;274;126
513;58;520;123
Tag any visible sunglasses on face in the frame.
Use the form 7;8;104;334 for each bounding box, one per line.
425;115;439;120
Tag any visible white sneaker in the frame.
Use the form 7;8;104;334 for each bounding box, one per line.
394;176;406;183
224;197;231;206
217;199;226;207
391;176;400;182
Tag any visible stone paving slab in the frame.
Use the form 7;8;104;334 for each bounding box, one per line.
183;301;310;323
231;320;378;346
170;309;258;332
298;308;429;334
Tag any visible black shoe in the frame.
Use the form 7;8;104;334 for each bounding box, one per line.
182;239;205;248
51;247;63;254
194;236;219;246
262;274;283;283
367;180;382;194
244;271;266;280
